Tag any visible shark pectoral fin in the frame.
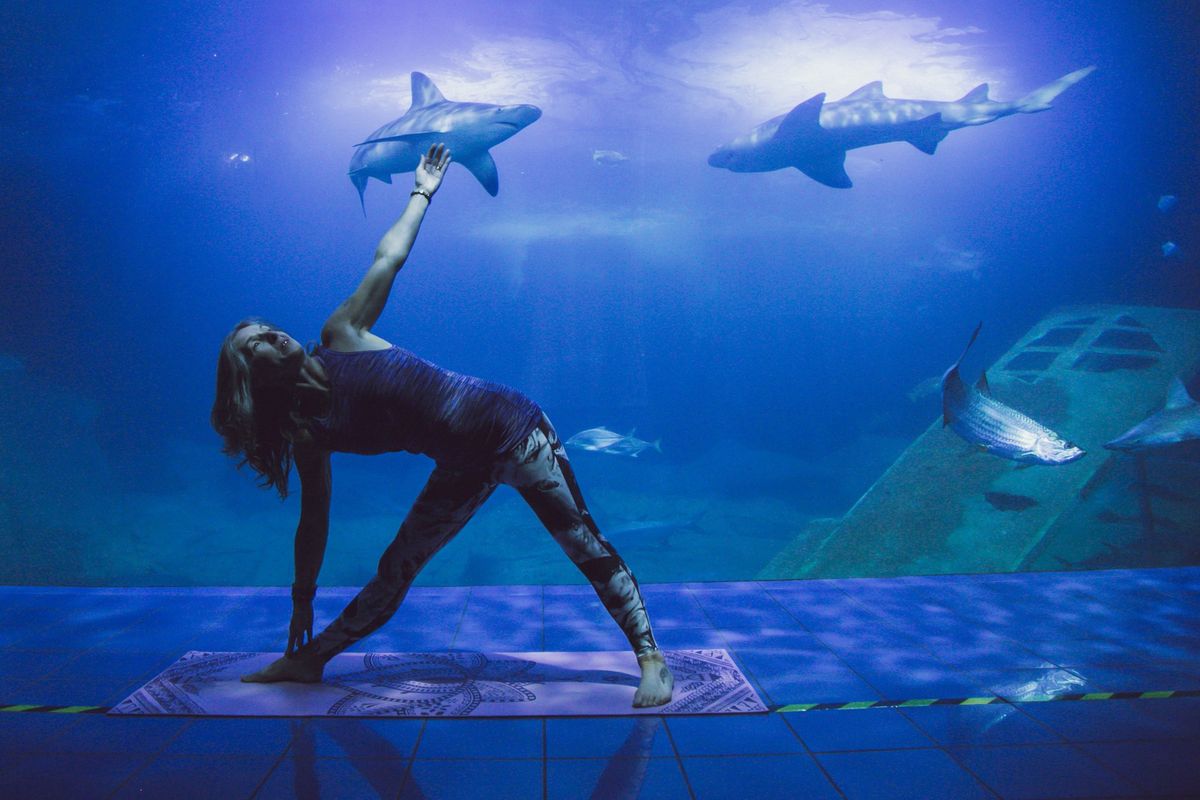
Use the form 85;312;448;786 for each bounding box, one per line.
794;153;852;188
353;131;448;146
776;93;827;140
459;151;499;195
906;114;949;155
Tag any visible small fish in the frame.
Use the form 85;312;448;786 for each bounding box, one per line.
592;149;629;166
907;374;943;402
566;427;662;457
942;323;1085;465
1162;241;1178;257
1104;377;1200;452
984;491;1039;512
1157;194;1177;213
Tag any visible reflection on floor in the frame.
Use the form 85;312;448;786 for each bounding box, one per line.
1;566;1197;798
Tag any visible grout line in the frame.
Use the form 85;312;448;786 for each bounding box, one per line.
659;717;698;800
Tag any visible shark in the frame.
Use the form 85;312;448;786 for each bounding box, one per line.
708;66;1096;188
348;72;542;210
1104;378;1200;452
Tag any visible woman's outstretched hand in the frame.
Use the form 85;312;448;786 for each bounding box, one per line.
287;598;314;656
415;143;452;196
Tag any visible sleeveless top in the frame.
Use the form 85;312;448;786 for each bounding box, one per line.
306;345;542;467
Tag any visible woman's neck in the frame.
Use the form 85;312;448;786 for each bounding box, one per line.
290;355;331;417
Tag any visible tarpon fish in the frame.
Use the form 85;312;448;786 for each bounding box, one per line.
1104;377;1200;452
942;323;1085;465
566;427;663;458
708;66;1095;188
349;72;542;210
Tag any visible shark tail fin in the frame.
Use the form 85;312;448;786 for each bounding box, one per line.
1017;66;1096;113
652;438;662;453
351;172;369;216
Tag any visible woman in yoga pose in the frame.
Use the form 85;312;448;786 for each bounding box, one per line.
211;145;673;707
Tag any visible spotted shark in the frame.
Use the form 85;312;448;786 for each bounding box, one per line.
942;323;1085;465
1104;378;1200;452
708;66;1095;188
349;72;542;210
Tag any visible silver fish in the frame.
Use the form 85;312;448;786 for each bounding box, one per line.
566;427;662;458
942;323;1085;465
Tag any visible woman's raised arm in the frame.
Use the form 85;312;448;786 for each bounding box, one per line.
322;144;451;349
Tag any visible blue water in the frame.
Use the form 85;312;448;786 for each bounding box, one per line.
1;0;1197;586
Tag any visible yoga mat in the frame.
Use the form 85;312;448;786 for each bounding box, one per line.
110;649;766;717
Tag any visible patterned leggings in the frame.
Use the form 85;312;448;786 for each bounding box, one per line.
303;415;659;662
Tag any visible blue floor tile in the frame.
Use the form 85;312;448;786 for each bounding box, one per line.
686;584;800;630
256;755;411;799
0;752;149;798
163;717;297;756
950;743;1140;798
682;754;841;799
1078;739;1200;797
784;708;932;752
50;714;190;754
547;716;675;759
111;754;278;799
817;748;995;799
638;586;707;629
1018;697;1194;742
0;712;82;753
547;757;691;799
302;718;423;759
416;718;542;759
404;758;542;798
667;713;804;756
899;703;1061;746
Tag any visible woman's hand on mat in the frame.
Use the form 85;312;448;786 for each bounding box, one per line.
287;600;314;656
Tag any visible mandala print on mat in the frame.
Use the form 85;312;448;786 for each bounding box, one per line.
110;651;259;714
327;652;541;716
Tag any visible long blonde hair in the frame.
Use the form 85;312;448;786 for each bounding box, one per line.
210;318;303;498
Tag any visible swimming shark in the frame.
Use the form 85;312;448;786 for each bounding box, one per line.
348;72;542;210
1104;378;1200;452
708;66;1096;188
942;323;1085;465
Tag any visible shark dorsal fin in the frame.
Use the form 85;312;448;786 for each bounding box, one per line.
777;93;826;139
410;72;446;108
1165;377;1197;410
976;371;992;395
841;81;884;101
957;83;990;103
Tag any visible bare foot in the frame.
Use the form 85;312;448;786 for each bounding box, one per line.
241;652;324;683
633;650;673;708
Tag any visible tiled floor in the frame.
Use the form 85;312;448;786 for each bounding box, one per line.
1;566;1198;799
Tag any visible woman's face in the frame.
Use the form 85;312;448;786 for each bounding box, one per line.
233;323;303;384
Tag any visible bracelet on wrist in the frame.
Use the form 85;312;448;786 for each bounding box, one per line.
411;188;432;203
